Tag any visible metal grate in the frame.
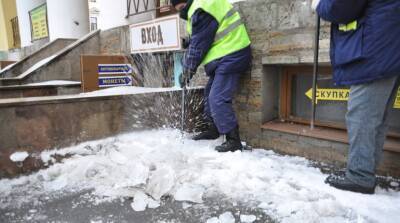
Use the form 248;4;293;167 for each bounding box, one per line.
126;0;175;17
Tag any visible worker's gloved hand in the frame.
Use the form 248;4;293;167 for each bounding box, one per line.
311;0;321;10
179;69;195;88
182;37;191;49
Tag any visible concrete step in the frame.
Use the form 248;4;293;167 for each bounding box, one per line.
0;81;81;99
0;39;76;78
0;30;101;86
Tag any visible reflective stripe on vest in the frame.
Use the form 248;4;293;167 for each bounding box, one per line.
339;21;357;32
215;16;243;42
187;0;251;65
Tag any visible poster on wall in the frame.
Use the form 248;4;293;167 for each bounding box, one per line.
29;4;49;41
130;14;182;53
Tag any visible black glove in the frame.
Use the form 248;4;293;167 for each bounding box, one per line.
182;37;190;49
179;69;195;88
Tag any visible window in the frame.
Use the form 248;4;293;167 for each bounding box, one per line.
280;66;400;136
90;17;97;31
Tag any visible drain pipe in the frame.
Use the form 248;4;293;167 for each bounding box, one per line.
311;15;321;130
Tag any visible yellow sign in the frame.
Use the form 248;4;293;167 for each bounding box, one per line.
305;87;349;103
394;87;400;109
30;4;48;41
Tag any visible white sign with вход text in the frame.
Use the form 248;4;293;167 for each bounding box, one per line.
130;14;182;53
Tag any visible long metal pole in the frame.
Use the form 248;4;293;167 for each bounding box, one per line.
181;84;186;136
311;15;321;130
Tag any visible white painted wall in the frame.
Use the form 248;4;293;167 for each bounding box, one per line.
97;0;155;30
47;0;89;41
16;0;46;47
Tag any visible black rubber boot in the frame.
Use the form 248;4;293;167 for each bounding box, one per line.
192;122;220;140
325;175;375;194
215;126;243;152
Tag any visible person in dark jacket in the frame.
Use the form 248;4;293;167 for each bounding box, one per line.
172;0;252;152
314;0;400;194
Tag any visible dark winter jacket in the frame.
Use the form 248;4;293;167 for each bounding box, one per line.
184;10;251;76
316;0;400;85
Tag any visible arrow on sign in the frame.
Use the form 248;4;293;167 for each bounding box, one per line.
98;76;133;88
394;87;400;109
305;87;350;104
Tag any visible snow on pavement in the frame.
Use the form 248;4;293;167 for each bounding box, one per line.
9;151;29;162
0;129;399;223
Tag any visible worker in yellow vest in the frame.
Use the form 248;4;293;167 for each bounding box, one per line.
172;0;252;152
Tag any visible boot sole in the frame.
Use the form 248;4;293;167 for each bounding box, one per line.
326;180;375;194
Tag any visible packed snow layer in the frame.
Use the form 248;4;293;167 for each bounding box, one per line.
9;151;29;162
81;86;178;97
0;129;399;223
26;80;81;86
80;86;202;97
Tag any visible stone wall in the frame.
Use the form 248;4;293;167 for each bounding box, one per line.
232;0;331;146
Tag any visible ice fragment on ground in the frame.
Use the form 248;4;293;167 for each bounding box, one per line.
390;181;399;187
219;212;235;223
182;202;192;209
146;165;175;200
206;217;220;223
40;150;56;165
131;191;149;212
240;214;256;223
147;198;161;209
10;151;29;162
174;183;205;203
109;151;128;164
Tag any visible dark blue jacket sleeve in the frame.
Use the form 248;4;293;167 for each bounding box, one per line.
316;0;368;24
184;10;218;72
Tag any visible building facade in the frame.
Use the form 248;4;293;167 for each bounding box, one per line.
0;0;19;60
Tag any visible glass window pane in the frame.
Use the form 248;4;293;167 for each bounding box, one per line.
290;73;400;134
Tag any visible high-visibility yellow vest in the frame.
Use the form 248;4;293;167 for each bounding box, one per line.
187;0;251;65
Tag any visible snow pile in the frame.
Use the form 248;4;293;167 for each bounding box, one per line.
81;86;178;97
80;86;204;97
9;151;29;162
0;129;399;223
26;80;81;86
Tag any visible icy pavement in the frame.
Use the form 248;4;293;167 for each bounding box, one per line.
0;129;400;223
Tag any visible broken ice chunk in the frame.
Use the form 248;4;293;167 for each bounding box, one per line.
240;214;257;223
219;212;235;223
174;183;205;203
206;217;220;223
10;151;29;162
146;166;175;200
131;191;149;212
147;198;160;209
109;151;128;165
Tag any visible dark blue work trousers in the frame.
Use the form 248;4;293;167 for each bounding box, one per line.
203;71;241;134
203;46;251;134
